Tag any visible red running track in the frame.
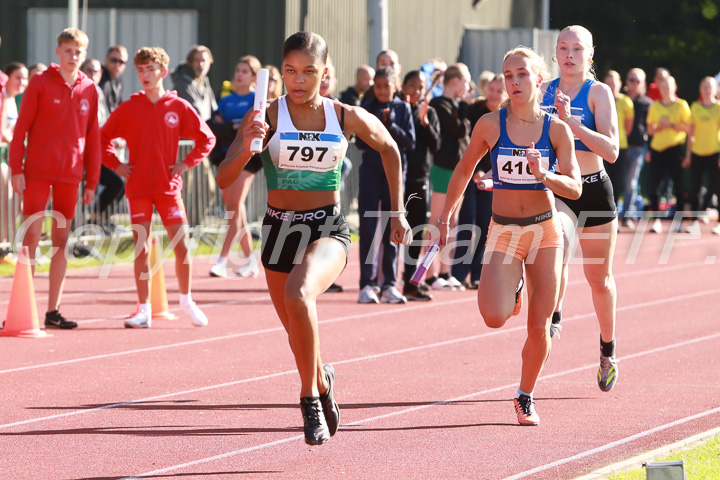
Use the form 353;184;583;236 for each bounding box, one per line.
0;223;719;479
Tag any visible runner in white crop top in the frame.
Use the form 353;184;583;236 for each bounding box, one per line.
215;31;411;446
264;95;348;191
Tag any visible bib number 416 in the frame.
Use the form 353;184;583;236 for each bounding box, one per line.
501;160;532;176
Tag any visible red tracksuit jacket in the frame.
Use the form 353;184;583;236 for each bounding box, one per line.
100;90;216;198
9;63;101;190
0;71;7;142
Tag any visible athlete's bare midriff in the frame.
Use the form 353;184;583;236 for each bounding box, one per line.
267;189;341;210
576;149;605;175
491;189;555;219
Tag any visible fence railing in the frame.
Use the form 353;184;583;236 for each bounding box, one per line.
0;140;362;253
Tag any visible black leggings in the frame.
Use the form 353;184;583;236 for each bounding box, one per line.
689;152;720;218
648;144;686;212
98;164;125;215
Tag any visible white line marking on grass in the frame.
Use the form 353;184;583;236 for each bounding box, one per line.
117;330;720;479
501;408;720;480
573;426;720;480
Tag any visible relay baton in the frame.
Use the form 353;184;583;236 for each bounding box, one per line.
477;178;493;190
410;240;440;286
250;68;270;153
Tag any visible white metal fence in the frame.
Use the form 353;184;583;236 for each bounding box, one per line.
0;140;362;254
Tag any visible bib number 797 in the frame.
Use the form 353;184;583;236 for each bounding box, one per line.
286;146;328;163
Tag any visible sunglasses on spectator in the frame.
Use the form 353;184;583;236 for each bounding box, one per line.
627;78;640;83
109;58;127;65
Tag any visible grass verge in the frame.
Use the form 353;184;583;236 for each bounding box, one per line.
604;434;720;480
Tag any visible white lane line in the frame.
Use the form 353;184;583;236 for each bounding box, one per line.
501;407;720;480
0;271;264;307
3;282;719;377
6;280;719;376
74;293;275;325
0;233;711;288
0;298;475;374
0;243;714;306
5;250;709;327
1;300;718;433
117;330;720;480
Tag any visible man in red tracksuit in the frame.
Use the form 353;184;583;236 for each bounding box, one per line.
101;46;215;329
10;28;101;329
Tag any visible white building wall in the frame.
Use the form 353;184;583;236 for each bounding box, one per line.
460;28;559;81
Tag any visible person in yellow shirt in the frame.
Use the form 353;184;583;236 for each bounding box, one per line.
646;75;691;233
683;76;720;234
623;68;653;229
604;70;634;221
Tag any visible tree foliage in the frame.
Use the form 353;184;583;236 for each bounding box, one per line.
549;0;720;100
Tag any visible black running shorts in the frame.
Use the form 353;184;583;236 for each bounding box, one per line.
557;170;617;228
261;203;351;273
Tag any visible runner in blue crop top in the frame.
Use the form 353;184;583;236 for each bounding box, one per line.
491;109;557;191
436;46;581;426
215;31;412;446
544;25;621;395
209;55;264;281
541;78;596;152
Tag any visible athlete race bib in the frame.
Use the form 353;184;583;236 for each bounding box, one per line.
541;105;584;140
278;131;343;172
496;147;550;184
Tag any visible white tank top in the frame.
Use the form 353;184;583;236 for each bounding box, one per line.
264;96;348;191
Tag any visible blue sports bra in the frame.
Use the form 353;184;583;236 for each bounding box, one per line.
490;109;557;191
541;78;596;152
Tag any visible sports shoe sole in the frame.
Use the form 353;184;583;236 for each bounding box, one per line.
597;358;618;392
124;320;150;329
44;322;78;330
320;364;340;436
381;297;407;304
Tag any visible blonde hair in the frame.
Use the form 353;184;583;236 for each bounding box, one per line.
57;28;88;48
134;47;170;70
489;73;504;85
558;25;596;79
503;46;550;81
605;70;621;83
264;64;283;100
701;76;716;87
663;75;677;88
238;55;262;76
501;46;550;107
626;68;646;82
477;70;496;95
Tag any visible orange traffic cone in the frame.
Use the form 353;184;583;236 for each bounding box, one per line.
1;246;50;338
148;236;176;320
